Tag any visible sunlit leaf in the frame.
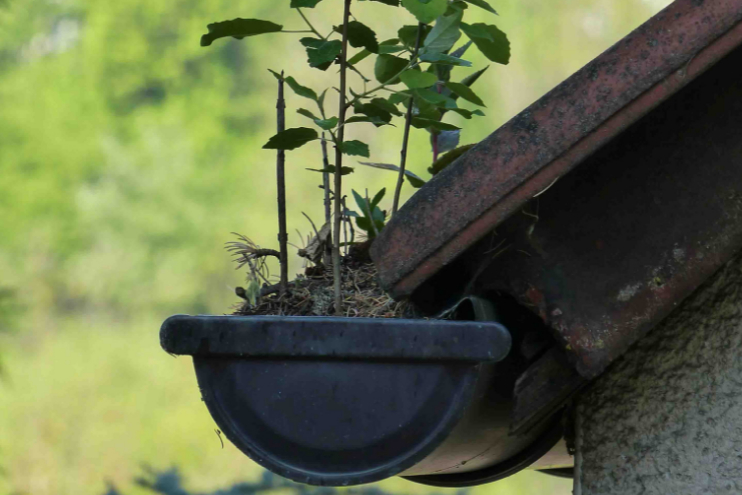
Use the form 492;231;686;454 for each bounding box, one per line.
400;70;437;89
398;25;432;49
446;81;485;106
282;76;318;100
314;117;338;130
297;108;320;120
263;127;319;150
374;54;408;84
419;51;471;66
423;10;462;53
340;140;370;157
201;19;283;47
401;0;448;24
460;23;510;64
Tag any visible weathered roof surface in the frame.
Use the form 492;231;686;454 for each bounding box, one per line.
372;0;742;298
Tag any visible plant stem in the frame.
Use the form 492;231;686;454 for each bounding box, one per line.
321;134;332;225
276;71;289;294
332;0;352;315
392;23;424;215
295;8;325;39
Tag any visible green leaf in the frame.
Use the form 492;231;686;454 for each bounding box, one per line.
414;88;457;108
398;25;432;49
201;19;283;47
459;66;489;89
388;92;412;105
352;190;368;214
314;117;338;130
462;0;498;14
346;21;379;53
291;0;323;7
356;217;373;234
428;143;474;175
340;140;370;157
301;38;343;70
411;118;461;131
370;98;404;116
401;0;448;24
297;108;320;120
446;81;485;106
354;102;393;125
371;0;400;5
423;10;462;53
263;127;319;150
306;166;354;175
318;89;328;111
346;115;391;126
419;51;471;66
284;76;318;101
370;188;386;209
400;70;437;89
374;54;409;84
357;162;427;187
460;23;510;64
349;39;402;65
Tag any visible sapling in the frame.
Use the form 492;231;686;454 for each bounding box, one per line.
201;0;511;314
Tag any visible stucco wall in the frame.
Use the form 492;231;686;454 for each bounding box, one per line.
575;253;742;494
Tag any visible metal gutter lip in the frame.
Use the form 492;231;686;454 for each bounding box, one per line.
371;0;742;298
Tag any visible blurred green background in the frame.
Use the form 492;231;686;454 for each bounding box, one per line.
0;0;670;494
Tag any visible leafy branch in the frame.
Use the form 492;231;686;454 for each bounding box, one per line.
200;0;512;310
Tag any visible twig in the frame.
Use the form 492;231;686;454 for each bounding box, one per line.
332;0;352;315
392;22;425;214
276;71;289;295
320;134;331;224
302;211;321;241
295;8;325;39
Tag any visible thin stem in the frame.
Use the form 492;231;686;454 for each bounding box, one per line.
276;71;289;294
348;61;422;106
295;8;325;38
320;133;332;225
332;0;352;315
392;23;424;215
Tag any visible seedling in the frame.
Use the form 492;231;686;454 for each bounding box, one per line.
201;0;511;313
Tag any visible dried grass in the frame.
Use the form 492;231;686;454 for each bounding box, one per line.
232;242;410;318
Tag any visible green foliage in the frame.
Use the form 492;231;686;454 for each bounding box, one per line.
200;0;510;187
349;189;386;238
401;0;448;24
201;19;283;46
263;128;319;150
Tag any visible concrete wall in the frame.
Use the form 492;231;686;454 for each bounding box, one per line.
575;253;742;494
